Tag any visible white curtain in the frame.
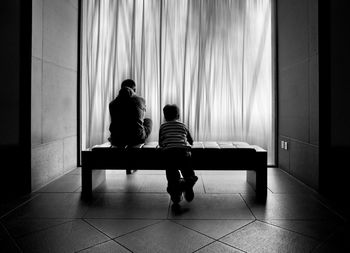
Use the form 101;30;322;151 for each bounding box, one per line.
81;0;275;164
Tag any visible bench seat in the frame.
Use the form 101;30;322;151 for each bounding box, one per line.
81;141;267;200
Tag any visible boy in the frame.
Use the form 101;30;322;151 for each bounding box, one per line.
159;104;198;207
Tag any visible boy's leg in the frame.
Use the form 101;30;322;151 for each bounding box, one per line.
166;168;183;204
180;152;198;202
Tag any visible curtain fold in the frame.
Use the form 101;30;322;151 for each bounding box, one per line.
82;0;274;164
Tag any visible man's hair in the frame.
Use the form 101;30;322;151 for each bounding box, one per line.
121;79;136;91
163;104;180;121
118;86;134;98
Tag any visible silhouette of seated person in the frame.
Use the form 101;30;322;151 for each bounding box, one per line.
108;79;152;152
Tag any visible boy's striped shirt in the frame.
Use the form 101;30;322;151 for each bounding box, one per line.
159;121;193;149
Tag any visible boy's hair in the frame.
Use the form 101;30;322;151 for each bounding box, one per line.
163;104;180;121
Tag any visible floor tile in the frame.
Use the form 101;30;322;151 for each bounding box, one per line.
168;194;254;220
2;218;73;238
313;223;350;252
241;193;340;220
138;175;167;193
198;171;247;176
0;194;39;218
139;175;205;193
133;170;165;175
0;223;21;252
78;240;131;253
0;237;21;253
0;223;7;237
115;220;213;253
220;220;319;253
68;167;81;175
201;175;255;194
85;219;161;238
196;241;243;253
2;167;348;252
262;219;340;241
3;193;89;219
267;172;312;194
37;174;81;193
84;193;170;219
173;219;253;239
95;174;143;193
17;220;109;253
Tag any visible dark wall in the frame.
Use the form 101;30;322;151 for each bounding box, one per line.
319;0;350;199
329;2;350;148
0;2;21;145
277;0;319;190
0;1;32;198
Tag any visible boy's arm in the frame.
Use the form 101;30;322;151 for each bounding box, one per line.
187;129;194;146
158;126;163;147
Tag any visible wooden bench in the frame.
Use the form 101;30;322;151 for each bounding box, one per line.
81;141;267;200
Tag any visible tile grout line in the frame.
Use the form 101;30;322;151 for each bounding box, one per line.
0;194;40;220
216;220;256;241
239;193;257;220
10;219;77;240
111;220;164;240
309;226;345;253
170;219;253;253
0;221;24;253
79;218;132;252
81;217;164;251
74;238;113;253
258;219;324;242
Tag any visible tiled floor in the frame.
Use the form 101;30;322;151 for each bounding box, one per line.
0;168;348;252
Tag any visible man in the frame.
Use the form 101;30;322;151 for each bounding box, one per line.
109;79;152;162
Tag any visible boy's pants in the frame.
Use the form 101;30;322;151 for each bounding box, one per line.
163;150;197;197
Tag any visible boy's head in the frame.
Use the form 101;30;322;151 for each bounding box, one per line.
163;104;180;121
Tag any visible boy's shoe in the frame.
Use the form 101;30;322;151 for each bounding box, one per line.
171;202;181;214
167;184;183;204
126;169;137;174
170;192;182;204
184;176;198;202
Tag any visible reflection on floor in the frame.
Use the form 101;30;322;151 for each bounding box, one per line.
0;168;348;252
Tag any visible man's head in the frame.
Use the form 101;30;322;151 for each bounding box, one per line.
163;104;180;121
121;79;136;92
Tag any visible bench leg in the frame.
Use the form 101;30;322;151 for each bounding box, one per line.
82;166;92;198
247;167;267;201
82;166;106;198
256;167;267;201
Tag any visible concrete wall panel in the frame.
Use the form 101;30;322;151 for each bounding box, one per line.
64;136;77;172
278;0;309;69
31;57;42;145
31;140;64;190
43;0;78;70
32;0;43;58
279;60;309;142
278;136;290;174
309;0;318;56
69;0;78;9
32;0;78;191
309;55;319;145
278;0;319;191
290;140;319;190
42;62;77;143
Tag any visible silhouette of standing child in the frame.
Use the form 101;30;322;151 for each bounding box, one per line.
159;104;198;208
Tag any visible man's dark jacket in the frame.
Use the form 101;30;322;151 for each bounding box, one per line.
109;87;147;146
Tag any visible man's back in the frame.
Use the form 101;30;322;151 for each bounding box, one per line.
109;88;146;146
